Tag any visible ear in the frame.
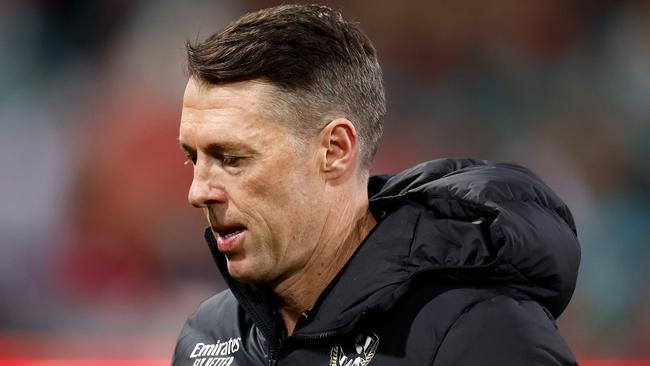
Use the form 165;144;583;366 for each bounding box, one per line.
318;118;358;180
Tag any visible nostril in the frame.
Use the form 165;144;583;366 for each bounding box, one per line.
188;184;228;208
189;197;204;208
188;190;208;208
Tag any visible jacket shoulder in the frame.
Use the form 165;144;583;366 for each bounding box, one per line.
173;290;241;361
432;294;577;366
370;159;580;318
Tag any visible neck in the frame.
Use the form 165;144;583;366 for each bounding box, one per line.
270;189;376;335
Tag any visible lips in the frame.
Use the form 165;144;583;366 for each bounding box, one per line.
213;225;246;253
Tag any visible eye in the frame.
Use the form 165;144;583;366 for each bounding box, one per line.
221;155;243;167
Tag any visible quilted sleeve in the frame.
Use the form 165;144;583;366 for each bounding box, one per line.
432;295;578;366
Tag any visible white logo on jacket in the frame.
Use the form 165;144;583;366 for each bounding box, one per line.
330;332;379;366
189;337;241;366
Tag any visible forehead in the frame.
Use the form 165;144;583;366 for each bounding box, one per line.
182;78;277;114
180;79;289;143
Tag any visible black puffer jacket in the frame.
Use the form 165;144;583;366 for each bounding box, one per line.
173;158;580;366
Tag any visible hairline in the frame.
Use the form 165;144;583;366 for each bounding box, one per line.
191;76;371;181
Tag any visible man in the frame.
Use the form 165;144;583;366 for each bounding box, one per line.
174;4;580;366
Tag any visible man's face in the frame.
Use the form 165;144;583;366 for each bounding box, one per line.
179;78;327;284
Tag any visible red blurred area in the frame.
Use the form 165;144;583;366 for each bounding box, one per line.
0;332;174;359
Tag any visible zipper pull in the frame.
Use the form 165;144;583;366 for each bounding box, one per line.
268;345;279;366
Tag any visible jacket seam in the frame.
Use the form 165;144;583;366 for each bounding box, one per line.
429;294;505;366
406;210;422;259
401;191;570;216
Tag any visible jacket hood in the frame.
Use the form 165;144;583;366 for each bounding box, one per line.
206;158;581;339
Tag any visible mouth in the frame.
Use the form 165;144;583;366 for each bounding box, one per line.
212;225;246;253
214;225;246;238
217;227;245;239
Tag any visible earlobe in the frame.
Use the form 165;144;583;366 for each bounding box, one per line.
321;118;357;179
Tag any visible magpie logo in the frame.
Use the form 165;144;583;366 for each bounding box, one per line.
329;332;379;366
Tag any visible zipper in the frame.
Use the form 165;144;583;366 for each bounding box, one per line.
266;317;352;364
268;348;278;366
266;339;280;366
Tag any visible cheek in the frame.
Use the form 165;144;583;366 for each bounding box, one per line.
244;147;315;203
237;144;322;239
236;164;297;236
244;164;317;240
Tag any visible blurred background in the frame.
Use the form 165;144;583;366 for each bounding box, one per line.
1;0;649;360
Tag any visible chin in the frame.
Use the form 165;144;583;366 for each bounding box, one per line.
226;261;269;284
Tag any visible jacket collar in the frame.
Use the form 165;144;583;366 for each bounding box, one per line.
204;158;580;338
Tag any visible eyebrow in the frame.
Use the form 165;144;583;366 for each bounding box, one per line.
178;140;258;156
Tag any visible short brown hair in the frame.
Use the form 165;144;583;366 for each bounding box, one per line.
186;4;386;171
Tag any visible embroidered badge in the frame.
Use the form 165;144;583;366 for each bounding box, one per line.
329;332;379;366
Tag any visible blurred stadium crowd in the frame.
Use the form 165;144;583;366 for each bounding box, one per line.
0;0;648;359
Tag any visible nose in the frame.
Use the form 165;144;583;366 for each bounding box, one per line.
188;169;228;208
